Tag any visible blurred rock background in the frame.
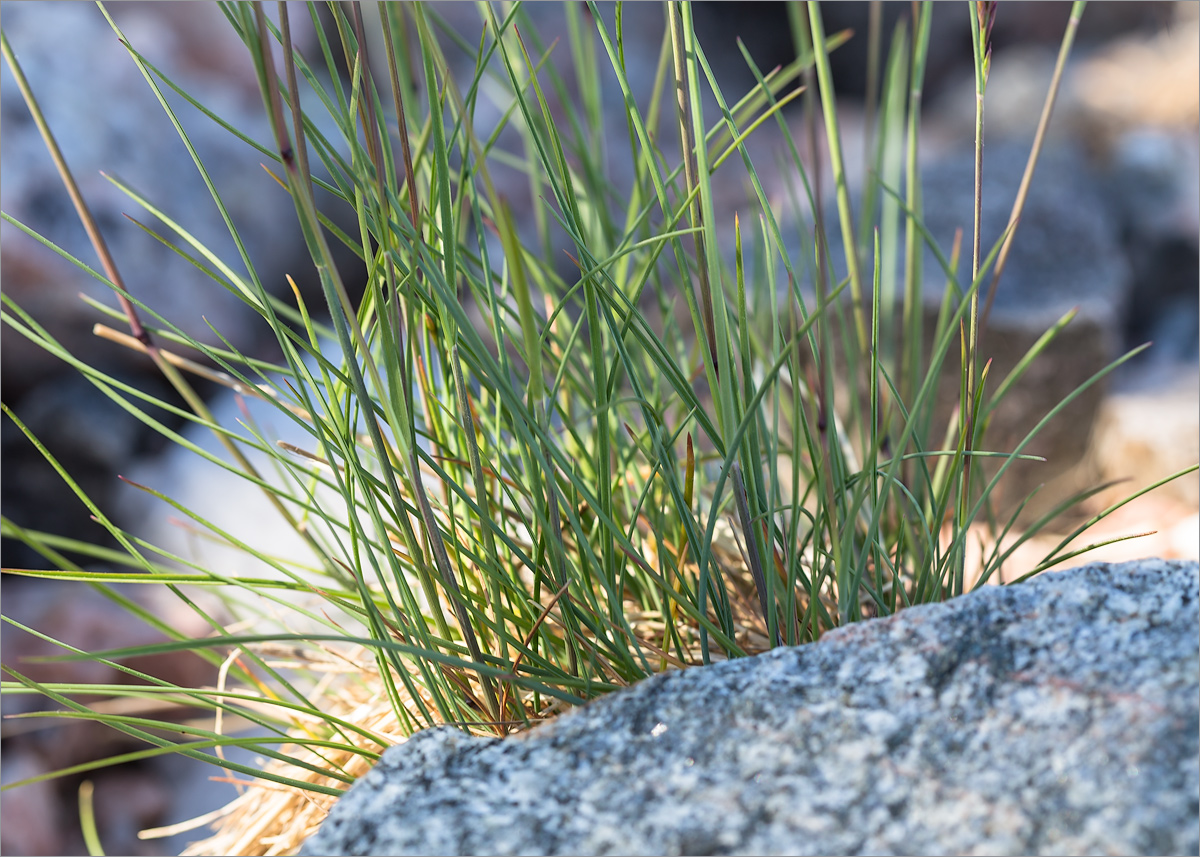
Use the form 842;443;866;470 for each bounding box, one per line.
2;2;1196;854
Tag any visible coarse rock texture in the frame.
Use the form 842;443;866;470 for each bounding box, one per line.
301;559;1199;857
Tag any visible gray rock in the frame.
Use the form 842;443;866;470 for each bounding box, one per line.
1088;362;1200;508
301;559;1199;857
0;750;63;856
1103;129;1200;366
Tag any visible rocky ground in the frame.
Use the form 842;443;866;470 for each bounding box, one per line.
301;559;1200;857
1;3;1196;855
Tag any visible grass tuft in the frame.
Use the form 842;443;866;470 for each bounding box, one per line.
2;2;1194;853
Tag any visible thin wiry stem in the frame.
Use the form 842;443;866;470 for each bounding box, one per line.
668;1;720;380
979;0;1086;335
1;31;150;348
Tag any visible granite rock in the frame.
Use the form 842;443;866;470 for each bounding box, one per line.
301;559;1200;857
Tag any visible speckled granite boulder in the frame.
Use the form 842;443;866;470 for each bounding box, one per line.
301;559;1199;857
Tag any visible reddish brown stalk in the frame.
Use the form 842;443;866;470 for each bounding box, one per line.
2;26;330;570
379;4;422;237
1;32;152;352
277;3;311;186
